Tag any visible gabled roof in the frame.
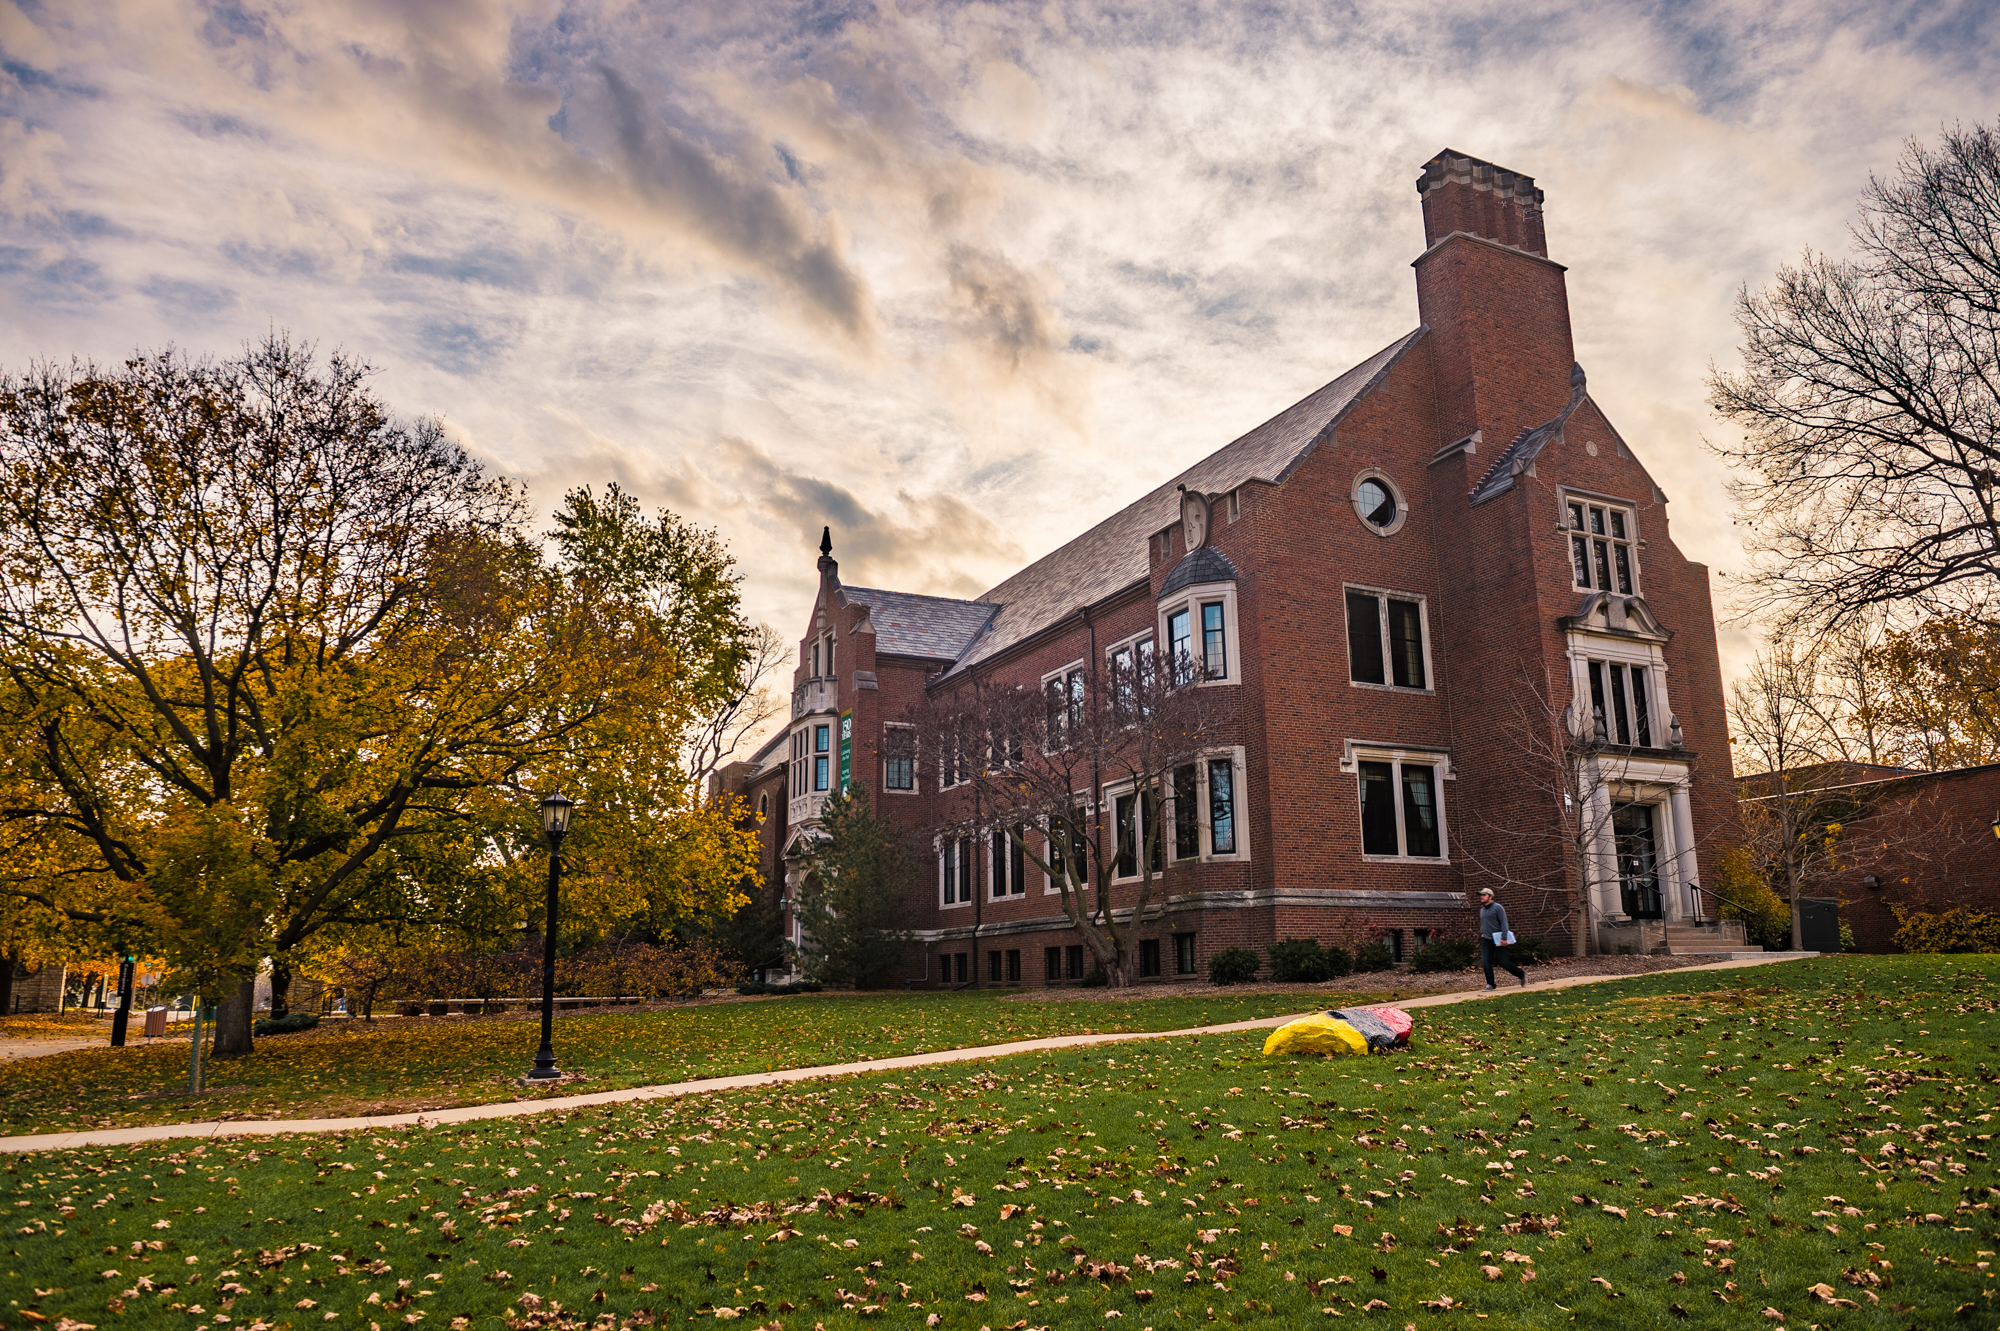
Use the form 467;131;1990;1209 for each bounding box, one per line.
940;329;1424;678
839;586;996;660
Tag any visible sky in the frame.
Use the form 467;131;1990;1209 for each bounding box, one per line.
3;0;1997;744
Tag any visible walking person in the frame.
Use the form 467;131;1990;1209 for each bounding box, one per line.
1477;887;1526;990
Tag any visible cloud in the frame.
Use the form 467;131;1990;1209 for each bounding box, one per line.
4;0;2000;707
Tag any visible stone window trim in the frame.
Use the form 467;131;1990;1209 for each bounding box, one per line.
1343;583;1436;694
1041;794;1095;895
1041;658;1088;741
1099;773;1166;885
1561;488;1643;596
1158;581;1240;687
1338;740;1454;865
1350;468;1410;537
882;722;917;794
935;833;975;911
1166;745;1250;866
1563;635;1672;750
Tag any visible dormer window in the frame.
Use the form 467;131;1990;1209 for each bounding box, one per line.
1568;498;1636;594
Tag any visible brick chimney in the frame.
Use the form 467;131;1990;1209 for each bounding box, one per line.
1412;149;1576;453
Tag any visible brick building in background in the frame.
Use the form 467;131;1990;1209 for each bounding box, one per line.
717;149;1741;986
1738;763;2000;953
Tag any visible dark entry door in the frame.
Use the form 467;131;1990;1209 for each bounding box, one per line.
1613;803;1663;919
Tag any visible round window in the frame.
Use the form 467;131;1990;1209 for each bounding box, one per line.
1350;471;1407;536
1357;479;1396;527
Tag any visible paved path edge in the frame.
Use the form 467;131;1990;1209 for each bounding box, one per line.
0;953;1814;1155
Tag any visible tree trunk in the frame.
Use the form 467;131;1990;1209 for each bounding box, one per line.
211;977;256;1058
0;951;16;1016
269;961;292;1019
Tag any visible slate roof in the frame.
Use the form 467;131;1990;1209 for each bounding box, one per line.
1158;546;1239;598
839;586;997;660
939;329;1425;678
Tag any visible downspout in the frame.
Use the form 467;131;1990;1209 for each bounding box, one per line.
1081;605;1104;928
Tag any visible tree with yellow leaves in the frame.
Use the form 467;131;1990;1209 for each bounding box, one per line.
0;338;759;1055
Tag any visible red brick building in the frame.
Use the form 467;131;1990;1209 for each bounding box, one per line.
718;149;1740;985
1740;763;2000;953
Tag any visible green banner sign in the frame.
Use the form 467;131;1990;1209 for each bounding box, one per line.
838;711;853;794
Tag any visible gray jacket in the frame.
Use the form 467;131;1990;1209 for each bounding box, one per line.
1479;900;1511;940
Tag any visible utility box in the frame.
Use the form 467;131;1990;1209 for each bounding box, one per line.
143;1006;168;1038
1800;898;1843;954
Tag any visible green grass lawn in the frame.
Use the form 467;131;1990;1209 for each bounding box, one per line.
0;990;1338;1134
4;955;1996;1331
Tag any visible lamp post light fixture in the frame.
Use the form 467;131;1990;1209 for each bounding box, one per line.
526;793;574;1081
1990;811;1999;840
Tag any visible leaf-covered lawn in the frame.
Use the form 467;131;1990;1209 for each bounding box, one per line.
0;991;1335;1133
4;955;1995;1331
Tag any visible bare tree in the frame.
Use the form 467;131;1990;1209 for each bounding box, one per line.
910;643;1222;987
1711;123;2000;633
1728;639;1864;950
1458;667;1703;957
687;623;790;791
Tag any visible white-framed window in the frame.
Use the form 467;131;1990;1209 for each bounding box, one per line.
1344;586;1431;691
1566;494;1639;594
1167;746;1249;863
811;722;832;792
788;729;809;798
883;723;916;792
1043;801;1091;893
1226;490;1241;524
1105;632;1156;720
938;731;968;789
1103;779;1166;881
990;825;1027;898
1585;657;1662;747
939;834;975;908
1342;743;1452;863
809;631;836;680
1351;469;1408;537
1159;583;1239;686
1043;660;1086;737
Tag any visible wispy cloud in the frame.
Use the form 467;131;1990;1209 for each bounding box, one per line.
2;0;1997;701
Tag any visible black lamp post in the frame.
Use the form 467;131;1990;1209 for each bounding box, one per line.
526;793;574;1081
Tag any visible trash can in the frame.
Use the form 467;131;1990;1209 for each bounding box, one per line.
143;1006;168;1038
1800;898;1842;953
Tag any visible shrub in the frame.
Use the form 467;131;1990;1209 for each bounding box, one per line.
1268;937;1342;982
254;1011;319;1036
1080;968;1109;988
1889;904;2000;954
1839;920;1857;953
1715;844;1794;949
1351;941;1395;973
1407;938;1475;973
1512;935;1557;965
1321;944;1353;978
1208;947;1261;985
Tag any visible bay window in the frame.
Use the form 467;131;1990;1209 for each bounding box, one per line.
1166;748;1247;863
1159;584;1238;686
1587;659;1657;747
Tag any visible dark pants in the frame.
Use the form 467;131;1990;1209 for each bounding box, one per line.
1481;939;1524;987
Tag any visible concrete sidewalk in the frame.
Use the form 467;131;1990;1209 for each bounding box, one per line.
0;952;1813;1156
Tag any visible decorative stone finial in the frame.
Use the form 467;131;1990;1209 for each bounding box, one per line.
819;526;832;557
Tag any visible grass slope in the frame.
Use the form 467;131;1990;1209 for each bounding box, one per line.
3;956;1996;1331
0;991;1335;1133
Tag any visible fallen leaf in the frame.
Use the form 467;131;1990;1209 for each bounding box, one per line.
1481;1266;1503;1281
1760;1308;1784;1321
